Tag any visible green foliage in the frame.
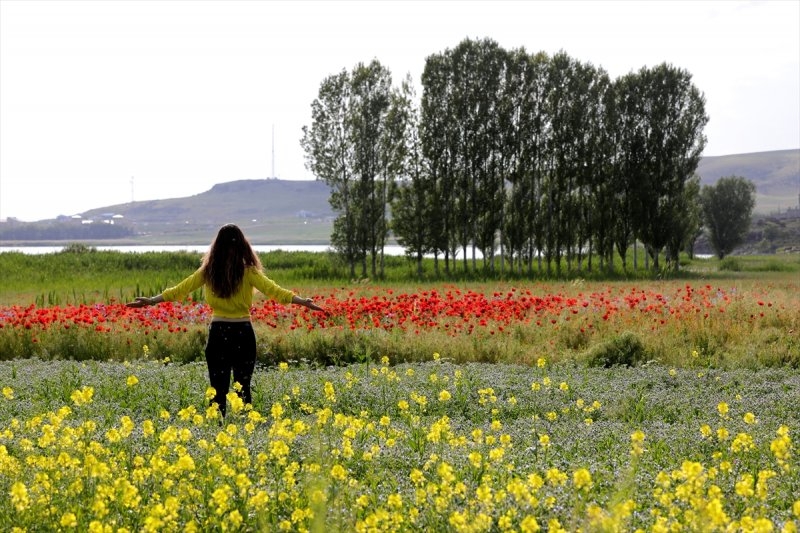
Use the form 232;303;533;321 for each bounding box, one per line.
718;257;742;271
701;175;757;259
585;332;649;368
0;221;134;240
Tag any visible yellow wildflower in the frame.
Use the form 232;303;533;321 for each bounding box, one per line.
539;434;551;449
331;464;347;481
60;513;78;528
9;481;29;511
573;468;593;491
520;515;541;532
631;430;646;456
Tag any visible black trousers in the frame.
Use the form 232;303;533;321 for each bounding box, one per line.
205;321;256;416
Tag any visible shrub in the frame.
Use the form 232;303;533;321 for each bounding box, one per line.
585;331;648;368
718;257;742;271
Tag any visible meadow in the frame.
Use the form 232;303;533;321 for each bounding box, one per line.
0;249;798;531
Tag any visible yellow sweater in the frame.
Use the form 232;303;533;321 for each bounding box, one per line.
162;267;294;319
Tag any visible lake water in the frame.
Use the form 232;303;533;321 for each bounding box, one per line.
0;245;712;261
0;244;412;256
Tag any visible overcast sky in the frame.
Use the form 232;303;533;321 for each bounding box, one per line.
1;0;798;221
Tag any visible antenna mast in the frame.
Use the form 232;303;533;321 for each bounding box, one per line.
271;124;275;179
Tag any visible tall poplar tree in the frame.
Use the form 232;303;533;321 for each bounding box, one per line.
627;63;708;270
420;51;458;274
300;70;360;277
349;60;393;278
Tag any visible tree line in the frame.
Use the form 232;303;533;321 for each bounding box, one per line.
301;38;752;279
0;221;134;242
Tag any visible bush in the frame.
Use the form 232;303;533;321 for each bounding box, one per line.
718;257;742;271
585;331;648;368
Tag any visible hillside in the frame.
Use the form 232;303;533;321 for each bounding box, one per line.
68;148;800;221
696;148;799;214
1;149;798;247
91;179;334;224
76;178;337;244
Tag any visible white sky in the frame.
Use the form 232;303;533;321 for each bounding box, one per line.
1;0;798;222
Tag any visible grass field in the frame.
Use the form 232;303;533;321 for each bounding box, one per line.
0;250;798;530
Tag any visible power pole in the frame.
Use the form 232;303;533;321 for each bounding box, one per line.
271;124;276;179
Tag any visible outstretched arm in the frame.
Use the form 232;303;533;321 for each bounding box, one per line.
291;294;326;313
126;294;165;308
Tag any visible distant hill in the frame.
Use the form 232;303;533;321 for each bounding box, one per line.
695;149;799;214
81;179;336;245
87;178;334;223
2;150;798;246
92;148;797;223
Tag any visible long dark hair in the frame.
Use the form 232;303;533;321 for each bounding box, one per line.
201;224;262;298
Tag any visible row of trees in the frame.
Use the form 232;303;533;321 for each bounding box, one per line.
302;38;742;279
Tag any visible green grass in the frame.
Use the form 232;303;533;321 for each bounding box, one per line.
1;248;798;307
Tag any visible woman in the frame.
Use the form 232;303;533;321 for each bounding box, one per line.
127;223;325;416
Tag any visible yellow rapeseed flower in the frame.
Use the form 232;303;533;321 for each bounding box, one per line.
731;432;755;453
60;512;78;528
520;515;541;532
331;464;347;481
489;447;505;462
573;468;593;491
546;468;567;486
227;392;245;414
631;430;646;456
756;470;777;500
9;481;29;511
735;473;755;498
70;386;94;406
324;381;337;403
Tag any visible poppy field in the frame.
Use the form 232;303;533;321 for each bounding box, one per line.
0;279;797;368
1;260;799;531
